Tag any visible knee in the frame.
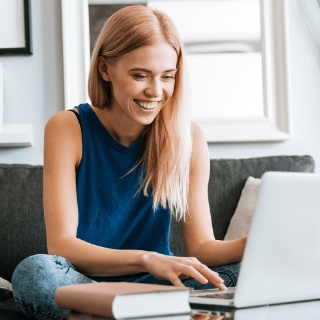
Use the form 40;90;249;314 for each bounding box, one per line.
12;254;76;319
12;254;72;299
13;254;47;287
13;254;69;282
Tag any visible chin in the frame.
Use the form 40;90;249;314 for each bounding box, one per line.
139;119;156;126
136;114;159;126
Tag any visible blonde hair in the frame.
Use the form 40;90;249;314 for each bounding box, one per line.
88;5;192;221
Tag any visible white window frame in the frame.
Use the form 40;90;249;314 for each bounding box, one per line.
61;0;292;142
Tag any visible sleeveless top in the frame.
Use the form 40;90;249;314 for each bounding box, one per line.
75;103;173;257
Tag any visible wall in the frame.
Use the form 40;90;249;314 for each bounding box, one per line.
0;0;319;171
0;0;63;165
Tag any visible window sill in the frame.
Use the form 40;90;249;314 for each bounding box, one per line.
0;124;33;147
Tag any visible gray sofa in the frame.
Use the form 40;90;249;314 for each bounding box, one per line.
0;155;315;319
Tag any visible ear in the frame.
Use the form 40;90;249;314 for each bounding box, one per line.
98;57;111;81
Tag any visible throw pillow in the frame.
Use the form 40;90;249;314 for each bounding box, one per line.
0;277;13;302
224;176;261;241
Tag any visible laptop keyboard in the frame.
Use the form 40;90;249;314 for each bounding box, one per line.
197;291;235;300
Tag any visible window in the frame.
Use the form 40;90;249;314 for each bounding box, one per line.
61;0;292;142
149;1;264;120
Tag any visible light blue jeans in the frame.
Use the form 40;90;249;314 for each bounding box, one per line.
12;254;240;320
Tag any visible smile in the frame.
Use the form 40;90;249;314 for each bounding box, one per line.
134;100;160;110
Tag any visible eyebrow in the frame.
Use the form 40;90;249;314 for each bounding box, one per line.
129;68;177;73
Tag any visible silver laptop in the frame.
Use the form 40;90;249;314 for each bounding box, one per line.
189;171;320;308
192;300;320;320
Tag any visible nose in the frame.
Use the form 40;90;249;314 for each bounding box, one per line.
144;78;162;98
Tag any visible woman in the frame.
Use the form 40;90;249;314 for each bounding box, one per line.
12;5;246;320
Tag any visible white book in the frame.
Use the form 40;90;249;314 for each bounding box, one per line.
55;282;191;319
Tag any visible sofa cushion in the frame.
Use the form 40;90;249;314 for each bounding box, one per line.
0;164;47;282
224;177;261;241
208;155;315;240
0;280;22;318
0;277;13;302
0;298;25;319
0;289;12;303
0;278;11;292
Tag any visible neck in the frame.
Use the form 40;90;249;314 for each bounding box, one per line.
91;105;146;147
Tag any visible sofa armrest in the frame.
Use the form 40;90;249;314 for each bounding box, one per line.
0;164;47;282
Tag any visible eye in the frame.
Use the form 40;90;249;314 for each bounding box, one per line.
133;74;148;80
162;74;176;81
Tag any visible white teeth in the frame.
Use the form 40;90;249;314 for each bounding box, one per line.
135;100;159;110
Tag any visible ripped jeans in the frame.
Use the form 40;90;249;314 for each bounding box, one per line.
12;254;241;320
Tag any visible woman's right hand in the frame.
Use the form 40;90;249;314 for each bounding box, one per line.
140;252;227;290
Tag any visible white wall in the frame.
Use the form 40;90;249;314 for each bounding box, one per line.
0;0;319;171
0;0;64;164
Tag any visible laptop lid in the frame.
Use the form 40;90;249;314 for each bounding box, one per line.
189;172;320;308
234;171;320;307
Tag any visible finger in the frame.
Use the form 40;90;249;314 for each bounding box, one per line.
206;271;227;290
215;281;227;291
178;273;191;280
169;274;186;287
210;274;227;291
194;264;227;290
174;258;227;290
179;265;209;285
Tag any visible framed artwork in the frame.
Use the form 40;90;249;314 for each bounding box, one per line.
0;0;32;55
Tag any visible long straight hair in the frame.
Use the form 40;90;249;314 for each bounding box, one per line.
88;5;192;221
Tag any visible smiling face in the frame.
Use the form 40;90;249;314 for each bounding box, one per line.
98;42;178;130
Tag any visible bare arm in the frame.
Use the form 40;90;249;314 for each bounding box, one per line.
182;122;247;266
43;110;150;276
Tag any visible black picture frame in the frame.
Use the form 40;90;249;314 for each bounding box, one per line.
0;0;32;55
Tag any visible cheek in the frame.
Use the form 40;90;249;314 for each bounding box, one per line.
112;79;138;99
165;83;176;98
122;80;144;95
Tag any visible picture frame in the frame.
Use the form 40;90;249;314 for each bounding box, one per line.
0;0;32;55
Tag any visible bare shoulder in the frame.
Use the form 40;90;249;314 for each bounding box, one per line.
191;121;203;136
191;121;208;153
44;109;82;167
45;108;79;131
45;109;81;143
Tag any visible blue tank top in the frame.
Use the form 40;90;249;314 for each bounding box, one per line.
75;103;173;257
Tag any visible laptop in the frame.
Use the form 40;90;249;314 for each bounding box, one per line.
191;300;320;320
189;171;320;308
